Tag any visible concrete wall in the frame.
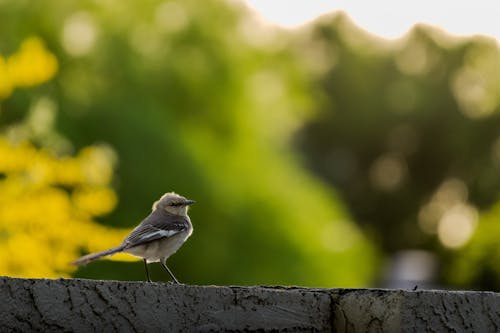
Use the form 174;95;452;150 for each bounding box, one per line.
0;277;498;332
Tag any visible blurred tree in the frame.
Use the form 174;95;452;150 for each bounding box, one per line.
0;1;377;287
0;37;130;277
294;14;500;289
2;0;499;290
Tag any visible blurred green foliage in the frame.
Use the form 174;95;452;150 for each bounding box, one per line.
0;0;376;287
1;0;499;290
294;15;500;289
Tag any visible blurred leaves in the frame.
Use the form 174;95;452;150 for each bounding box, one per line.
0;0;376;287
451;40;500;119
0;36;132;278
1;0;498;289
294;14;500;289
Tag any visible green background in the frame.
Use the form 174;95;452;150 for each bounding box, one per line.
1;0;499;290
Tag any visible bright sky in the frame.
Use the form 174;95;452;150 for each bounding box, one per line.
244;0;500;41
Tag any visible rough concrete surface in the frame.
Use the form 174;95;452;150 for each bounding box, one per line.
0;277;498;332
332;289;500;332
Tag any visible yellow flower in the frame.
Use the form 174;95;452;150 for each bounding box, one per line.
7;37;58;87
72;187;118;217
0;38;133;278
0;138;133;278
0;37;58;100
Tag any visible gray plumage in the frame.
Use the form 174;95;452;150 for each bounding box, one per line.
72;192;194;283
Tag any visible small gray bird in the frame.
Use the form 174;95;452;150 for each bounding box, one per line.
72;192;194;283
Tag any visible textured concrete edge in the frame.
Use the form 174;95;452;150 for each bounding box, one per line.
1;277;499;332
0;277;334;332
2;276;498;293
328;288;500;332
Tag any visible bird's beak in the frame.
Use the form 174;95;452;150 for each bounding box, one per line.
185;199;196;205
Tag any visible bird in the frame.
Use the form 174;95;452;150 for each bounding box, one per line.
72;192;195;283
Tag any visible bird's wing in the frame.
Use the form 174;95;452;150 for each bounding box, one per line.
123;213;189;248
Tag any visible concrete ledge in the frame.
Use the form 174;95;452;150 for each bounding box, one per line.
0;277;498;332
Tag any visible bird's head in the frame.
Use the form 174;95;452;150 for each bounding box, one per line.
152;192;195;216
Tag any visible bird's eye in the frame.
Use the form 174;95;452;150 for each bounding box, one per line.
170;202;181;206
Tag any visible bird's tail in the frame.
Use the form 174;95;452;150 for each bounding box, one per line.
71;245;126;266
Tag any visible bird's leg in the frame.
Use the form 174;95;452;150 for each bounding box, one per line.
143;259;152;282
160;261;180;284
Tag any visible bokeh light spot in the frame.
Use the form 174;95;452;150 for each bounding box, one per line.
155;1;189;34
369;154;407;191
437;203;478;249
395;39;437;76
418;178;470;235
62;12;98;56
